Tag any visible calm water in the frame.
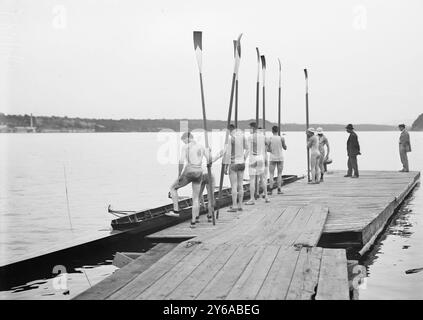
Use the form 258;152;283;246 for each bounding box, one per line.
0;131;422;299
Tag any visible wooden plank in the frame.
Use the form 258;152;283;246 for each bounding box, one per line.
272;206;314;247
74;243;177;300
256;246;301;300
196;245;258;300
246;206;300;246
285;247;323;300
294;206;329;247
112;252;134;268
315;248;349;300
135;243;215;299
226;245;280;300
256;206;301;244
167;244;238;300
166;245;242;300
108;241;200;300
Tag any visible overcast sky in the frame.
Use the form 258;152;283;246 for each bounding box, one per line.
1;0;422;124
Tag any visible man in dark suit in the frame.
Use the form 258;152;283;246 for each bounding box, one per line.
345;124;361;178
398;124;411;172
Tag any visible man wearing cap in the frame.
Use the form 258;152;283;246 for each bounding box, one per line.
345;124;360;178
316;127;330;182
398;124;411;172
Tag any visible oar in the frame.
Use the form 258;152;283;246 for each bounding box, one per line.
254;47;260;199
216;33;242;219
233;40;239;128
304;68;311;182
255;48;260;125
278;58;281;136
261;55;266;129
193;31;216;225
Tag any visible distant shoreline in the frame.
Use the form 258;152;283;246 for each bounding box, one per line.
0;113;404;133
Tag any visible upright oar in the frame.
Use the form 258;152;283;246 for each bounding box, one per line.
193;31;215;225
233;40;239;128
278;58;281;136
304;68;311;182
216;33;242;219
254;47;260;199
255;48;260;125
261;55;266;129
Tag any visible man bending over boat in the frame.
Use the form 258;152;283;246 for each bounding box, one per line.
246;122;270;205
167;131;212;228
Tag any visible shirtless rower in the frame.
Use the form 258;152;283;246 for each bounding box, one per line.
267;126;287;195
167;131;211;228
224;124;249;212
307;128;321;184
316;127;330;182
245;122;270;205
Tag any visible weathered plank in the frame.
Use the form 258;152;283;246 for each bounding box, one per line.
74;243;177;300
196;245;258;300
135;243;215;299
286;247;323;300
226;245;280;300
315;249;349;300
256;246;301;300
108;241;200;300
294;206;329;247
167;244;238;300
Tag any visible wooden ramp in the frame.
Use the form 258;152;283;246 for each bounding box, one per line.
87;205;349;300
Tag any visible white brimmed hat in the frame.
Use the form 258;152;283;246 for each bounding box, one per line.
316;127;324;134
306;127;315;133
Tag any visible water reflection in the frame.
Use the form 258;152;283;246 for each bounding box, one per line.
359;183;423;300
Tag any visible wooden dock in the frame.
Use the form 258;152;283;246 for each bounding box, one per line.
147;170;420;253
75;170;420;300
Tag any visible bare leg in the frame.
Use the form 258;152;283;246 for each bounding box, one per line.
199;180;206;207
315;155;321;182
191;182;201;223
205;175;215;219
277;162;283;190
229;169;238;209
260;174;269;202
310;154;318;183
170;184;179;211
237;170;244;209
268;162;276;192
247;174;256;204
319;155;325;181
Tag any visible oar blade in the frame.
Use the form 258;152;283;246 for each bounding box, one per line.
260;55;266;69
193;31;202;50
193;31;203;71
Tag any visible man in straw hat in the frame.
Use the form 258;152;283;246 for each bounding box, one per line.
306;127;321;184
345;124;361;178
316;127;330;182
398;124;411;172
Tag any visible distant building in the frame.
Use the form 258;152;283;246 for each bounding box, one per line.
0;125;9;133
13;126;36;133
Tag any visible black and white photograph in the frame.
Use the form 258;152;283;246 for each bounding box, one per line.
0;0;422;306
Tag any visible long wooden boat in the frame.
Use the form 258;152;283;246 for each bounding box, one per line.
110;174;301;232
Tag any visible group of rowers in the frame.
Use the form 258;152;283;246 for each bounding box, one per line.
166;122;330;228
